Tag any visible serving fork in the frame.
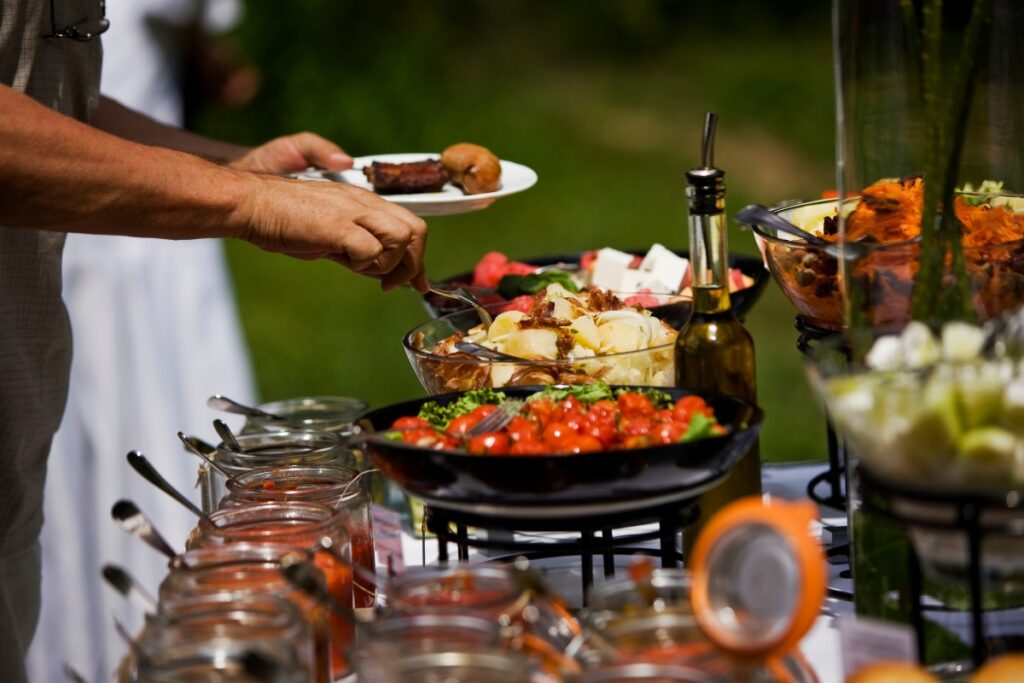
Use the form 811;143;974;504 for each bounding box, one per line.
467;399;524;437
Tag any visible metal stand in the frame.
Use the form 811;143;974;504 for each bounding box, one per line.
858;465;1024;668
424;500;701;604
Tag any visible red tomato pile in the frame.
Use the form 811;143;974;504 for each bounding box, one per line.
388;392;725;456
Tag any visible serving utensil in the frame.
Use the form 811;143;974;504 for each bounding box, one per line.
733;204;831;246
208;395;286;423
126;451;208;521
278;552;357;622
177;432;239;484
467;399;524;437
428;285;493;326
101;563;158;611
214;419;243;452
453;339;523;362
111;499;179;561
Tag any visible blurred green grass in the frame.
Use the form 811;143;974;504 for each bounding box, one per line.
198;3;835;463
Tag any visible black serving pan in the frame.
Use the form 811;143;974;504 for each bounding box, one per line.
358;386;762;513
420;250;770;328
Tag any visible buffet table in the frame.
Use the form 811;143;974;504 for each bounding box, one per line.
389;462;848;683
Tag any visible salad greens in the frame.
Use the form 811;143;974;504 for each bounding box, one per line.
614;386;674;409
496;269;579;299
527;382;614;405
417;388;507;430
680;413;717;442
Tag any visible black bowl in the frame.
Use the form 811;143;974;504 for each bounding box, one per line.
420;250;770;327
358;386;762;514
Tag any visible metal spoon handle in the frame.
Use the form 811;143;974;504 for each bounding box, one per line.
428;286;494;326
214;419;243;452
733;203;829;246
177;432;238;484
111;499;179;561
126;451;206;520
102;563;158;612
207;394;283;422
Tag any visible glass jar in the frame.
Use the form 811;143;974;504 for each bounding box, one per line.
360;613;502;653
241;396;368;436
568;662;716;683
587;568;692;618
188;502;354;679
159;543;332;683
136;593;314;683
199;430;350;512
355;650;533;683
222;465;376;608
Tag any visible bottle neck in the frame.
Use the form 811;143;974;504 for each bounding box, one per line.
688;209;732;315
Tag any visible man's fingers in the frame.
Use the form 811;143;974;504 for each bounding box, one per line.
290;132;352;170
333;223;384;271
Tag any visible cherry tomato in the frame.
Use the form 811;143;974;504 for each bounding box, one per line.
555;397;584;419
431;435;460;451
654;409;676;424
564;434;603;453
652;421;686;444
618;392;655;419
468;405;499;421
446;415;479;438
623;434;653;449
526;398;558;427
542;421;576;449
619;417;653;437
400;428;441;445
582;412;617;446
506;416;539;443
674;395;713;421
391;416;432;430
589;400;618;417
468;432;510;455
510;440;548;456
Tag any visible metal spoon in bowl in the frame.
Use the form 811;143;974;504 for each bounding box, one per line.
453;339;523;362
126;451;208;521
177;432;240;485
111;499;179;561
101;563;158;612
427;285;494;326
733;203;875;260
207;395;286;423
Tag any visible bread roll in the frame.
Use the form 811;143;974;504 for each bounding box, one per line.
846;661;939;683
441;143;502;194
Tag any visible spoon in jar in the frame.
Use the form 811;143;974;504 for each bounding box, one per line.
213;419;244;452
101;563;158;612
111;499;179;561
177;432;240;485
126;451;208;521
207;395;286;423
278;552;358;622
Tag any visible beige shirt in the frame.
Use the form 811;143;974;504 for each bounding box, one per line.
0;0;101;553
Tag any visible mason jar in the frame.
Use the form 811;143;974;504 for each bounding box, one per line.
222;465;376;608
198;430;350;513
240;396;368;436
159;543;333;683
188;502;354;680
135;593;314;683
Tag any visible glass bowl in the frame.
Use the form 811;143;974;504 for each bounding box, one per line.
752;196;1024;331
403;301;677;394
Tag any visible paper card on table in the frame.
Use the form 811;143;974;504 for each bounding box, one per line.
838;614;916;678
372;504;406;573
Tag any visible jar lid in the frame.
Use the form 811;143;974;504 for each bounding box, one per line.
688;496;825;660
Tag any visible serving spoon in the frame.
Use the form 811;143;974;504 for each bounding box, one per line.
207;395;285;423
214;419;243;452
733;203;879;260
427;285;493;326
177;432;240;485
111;499;179;561
101;563;158;612
126;451;208;521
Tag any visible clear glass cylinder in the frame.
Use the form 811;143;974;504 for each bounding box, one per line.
136;593;314;683
222;465;376;608
200;430;353;512
188;502;353;679
240;395;368;436
159;543;332;683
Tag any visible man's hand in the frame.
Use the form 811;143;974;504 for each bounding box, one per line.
231;132;353;175
231;132;429;293
237;172;429;292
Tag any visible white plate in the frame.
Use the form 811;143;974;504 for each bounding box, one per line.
292;153;538;217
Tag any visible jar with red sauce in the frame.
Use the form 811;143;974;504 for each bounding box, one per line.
157;546;329;682
199;430;351;513
222;465;376;608
133;593;314;683
384;563;582;677
188;502;354;680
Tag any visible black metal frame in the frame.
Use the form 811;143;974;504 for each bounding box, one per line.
423;500;701;603
858;465;1024;668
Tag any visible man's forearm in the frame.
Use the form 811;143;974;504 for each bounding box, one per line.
0;85;256;239
93;96;250;163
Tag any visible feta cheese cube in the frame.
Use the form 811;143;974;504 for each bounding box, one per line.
591;248;635;290
638;243;688;293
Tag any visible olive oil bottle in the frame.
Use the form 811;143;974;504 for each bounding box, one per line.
676;113;761;554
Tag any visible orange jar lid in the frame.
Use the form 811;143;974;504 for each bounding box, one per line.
688;496;826;661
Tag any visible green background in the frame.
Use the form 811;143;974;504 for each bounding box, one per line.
195;1;834;463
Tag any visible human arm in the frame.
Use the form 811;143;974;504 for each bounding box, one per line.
0;85;427;290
